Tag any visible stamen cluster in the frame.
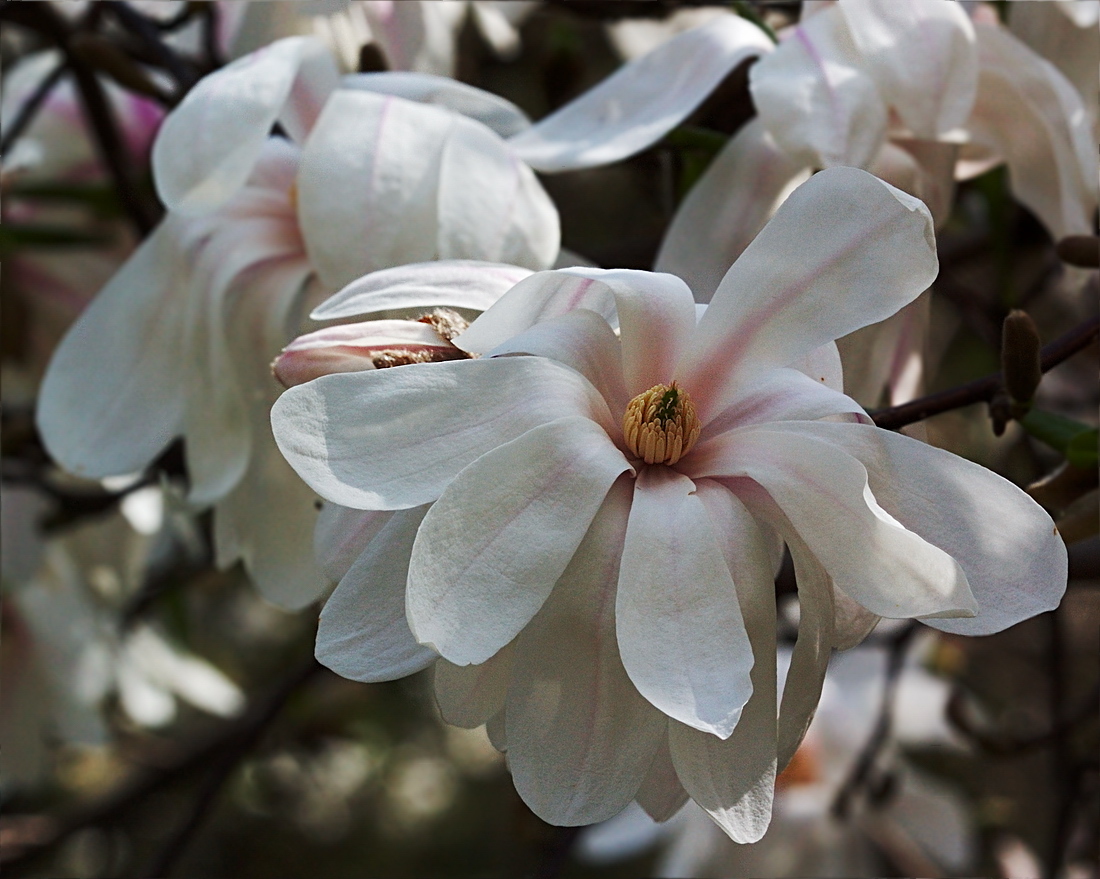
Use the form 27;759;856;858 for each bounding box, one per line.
622;382;701;465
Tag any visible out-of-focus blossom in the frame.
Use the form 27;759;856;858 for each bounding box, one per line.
580;634;975;878
1;50;164;375
272;168;1065;840
221;1;538;73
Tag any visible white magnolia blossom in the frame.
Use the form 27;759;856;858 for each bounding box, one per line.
36;19;779;607
272;168;1066;840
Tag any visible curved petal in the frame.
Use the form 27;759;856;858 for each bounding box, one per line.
784;422;1068;635
153;37;338;214
710;427;978;620
38;218;188;479
655;118;810;302
869;139;958;230
669;479;778;843
676;167;937;422
314;503;392;584
310;260;533;321
636;734;689;822
342;71;531;137
839;0;977;139
617;468;754;739
486;309;631;417
966;23;1097;239
433;645;514;729
406;417;630;666
750;6;888;169
507;477;666;825
791;341;844;393
271;356;613;510
316;505;438;683
361;0;459;77
508;16;773;172
689;367;869;449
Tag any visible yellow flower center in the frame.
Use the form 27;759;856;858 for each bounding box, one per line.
622;382;701;465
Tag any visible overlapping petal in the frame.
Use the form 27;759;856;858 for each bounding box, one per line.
676;167;937;421
406;417;631;665
506;478;666;825
616;468;754;739
433;646;514;729
315;506;438;683
508;16;774;172
271;356;613;510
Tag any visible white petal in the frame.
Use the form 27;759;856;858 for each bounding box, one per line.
786;422;1068;635
709;427;978;620
669;479;779;843
791;341;844;393
507;478;666;825
485;309;631;417
407;418;630;665
311;260;533;321
362;0;458;76
617;468;753;739
272;356;612;510
314;503;392;583
316;505;438;683
153;37;337;214
342;71;531;136
433;646;514;728
966;23;1098;238
635;734;689;822
38;219;187;479
508;16;774;172
839;0;977;139
750;6;887;169
869;139;959;229
676;167;937;422
655;118;810;302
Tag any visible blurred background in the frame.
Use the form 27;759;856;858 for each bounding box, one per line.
1;2;1097;877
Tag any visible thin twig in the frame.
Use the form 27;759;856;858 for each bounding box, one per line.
0;60;67;157
872;315;1100;430
104;1;198;93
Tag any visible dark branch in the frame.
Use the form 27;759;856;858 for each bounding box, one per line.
871;315;1100;430
0;60;66;157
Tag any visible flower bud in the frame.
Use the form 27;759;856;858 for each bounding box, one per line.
1055;235;1100;269
1000;310;1042;405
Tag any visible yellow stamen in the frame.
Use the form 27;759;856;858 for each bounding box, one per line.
622;382;701;465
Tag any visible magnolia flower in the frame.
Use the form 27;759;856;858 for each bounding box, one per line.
272;167;1066;840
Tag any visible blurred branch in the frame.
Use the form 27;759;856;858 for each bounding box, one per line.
0;59;66;156
831;622;918;818
0;657;324;874
871;314;1100;430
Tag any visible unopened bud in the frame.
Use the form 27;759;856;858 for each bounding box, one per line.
1055;235;1100;269
358;43;388;73
1001;310;1042;405
68;34;167;101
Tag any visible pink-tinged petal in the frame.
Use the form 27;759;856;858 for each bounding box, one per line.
507;16;774;172
435;114;560;271
486;309;631;417
407;417;631;666
750;5;887;169
38;219;188;479
711;427;978;621
839;0;977;139
273;320;465;387
279;41;344;144
677;167;937;422
966;23;1098;239
362;0;458;76
272;356;613;510
669;479;778;843
507;477;666;825
688;367;869;452
311;260;533;321
314;503;391;584
837;291;931;409
342;71;531;137
617;468;754;739
455;268;619;355
656;119;810;302
433;646;514;729
636;734;689;822
783;422;1068;636
315;505;438;683
153;37;337;214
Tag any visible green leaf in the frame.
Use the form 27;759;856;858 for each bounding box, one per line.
1066;429;1099;469
0;223;113;251
1020;409;1095;458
